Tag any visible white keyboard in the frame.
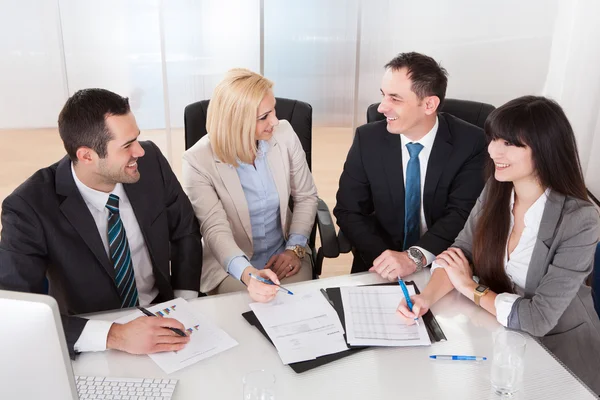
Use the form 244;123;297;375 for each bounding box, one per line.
75;376;177;400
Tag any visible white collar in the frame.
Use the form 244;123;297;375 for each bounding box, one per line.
400;116;439;150
71;162;125;213
509;188;550;229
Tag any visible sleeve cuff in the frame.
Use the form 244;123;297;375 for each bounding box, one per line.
430;260;444;274
285;234;308;248
227;255;251;281
494;293;521;327
413;246;435;266
174;290;198;300
73;320;113;353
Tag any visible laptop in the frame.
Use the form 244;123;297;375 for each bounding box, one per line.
0;289;79;399
0;290;177;400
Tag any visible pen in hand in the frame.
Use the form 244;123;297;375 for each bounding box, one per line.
248;273;294;295
137;306;187;337
398;278;419;325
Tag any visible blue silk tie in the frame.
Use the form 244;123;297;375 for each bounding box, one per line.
403;143;424;250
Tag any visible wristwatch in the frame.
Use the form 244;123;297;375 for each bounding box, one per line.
285;245;306;259
407;247;425;272
473;284;490;306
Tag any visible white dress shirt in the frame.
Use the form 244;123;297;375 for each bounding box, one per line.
431;188;549;326
400;116;439;265
494;189;549;325
71;164;197;352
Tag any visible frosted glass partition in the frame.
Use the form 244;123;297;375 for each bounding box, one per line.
59;0;166;130
0;0;66;128
357;0;560;126
163;0;261;128
263;0;359;127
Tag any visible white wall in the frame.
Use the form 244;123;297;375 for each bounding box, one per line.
0;0;67;128
357;0;559;126
5;0;600;197
543;0;600;197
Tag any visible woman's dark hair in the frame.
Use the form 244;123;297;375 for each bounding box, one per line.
473;95;588;293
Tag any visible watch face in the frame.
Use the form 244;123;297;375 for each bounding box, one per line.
475;285;488;293
408;248;421;259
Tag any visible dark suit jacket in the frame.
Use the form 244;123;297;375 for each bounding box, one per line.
0;141;203;357
334;113;486;272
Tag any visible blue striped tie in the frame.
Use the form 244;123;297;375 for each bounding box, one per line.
106;194;138;308
403;143;424;250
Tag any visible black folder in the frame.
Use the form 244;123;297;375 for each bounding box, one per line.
242;281;446;373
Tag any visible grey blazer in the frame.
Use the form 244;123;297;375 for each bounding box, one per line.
453;186;600;394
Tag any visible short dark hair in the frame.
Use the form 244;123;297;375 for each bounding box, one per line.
385;52;448;105
58;88;131;162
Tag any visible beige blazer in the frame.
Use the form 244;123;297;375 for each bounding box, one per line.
182;120;318;293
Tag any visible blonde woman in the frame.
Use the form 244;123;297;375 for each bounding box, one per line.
182;69;317;302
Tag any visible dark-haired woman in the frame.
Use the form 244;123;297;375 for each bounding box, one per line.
397;95;600;393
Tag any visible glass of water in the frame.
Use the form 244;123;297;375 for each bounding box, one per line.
491;330;526;396
243;370;275;400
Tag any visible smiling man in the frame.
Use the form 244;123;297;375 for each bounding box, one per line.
0;88;203;358
334;52;486;278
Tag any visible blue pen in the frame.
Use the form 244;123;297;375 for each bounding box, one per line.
248;273;294;295
430;355;487;361
398;278;419;324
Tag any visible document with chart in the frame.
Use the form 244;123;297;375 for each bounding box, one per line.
249;290;349;364
340;286;431;347
114;298;238;374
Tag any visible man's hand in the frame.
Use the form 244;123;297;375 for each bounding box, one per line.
264;250;302;280
241;266;279;303
369;250;417;281
106;316;190;354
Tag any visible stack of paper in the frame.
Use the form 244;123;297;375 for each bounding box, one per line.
340;285;431;347
115;298;238;373
249;291;348;364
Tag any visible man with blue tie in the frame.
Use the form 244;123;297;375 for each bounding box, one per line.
0;89;203;357
334;52;486;279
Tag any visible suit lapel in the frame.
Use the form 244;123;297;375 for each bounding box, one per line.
215;159;253;245
123;171;163;275
55;157;116;283
423;114;453;228
525;190;565;295
382;131;405;228
266;138;289;230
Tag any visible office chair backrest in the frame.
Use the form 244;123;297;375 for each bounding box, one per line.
594;243;600;318
184;97;313;169
366;98;495;129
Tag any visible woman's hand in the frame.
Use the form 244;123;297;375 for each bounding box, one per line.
435;248;475;294
396;294;431;325
265;250;302;280
241;267;279;303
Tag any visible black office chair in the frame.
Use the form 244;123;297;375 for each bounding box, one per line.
337;98;496;255
184;97;339;279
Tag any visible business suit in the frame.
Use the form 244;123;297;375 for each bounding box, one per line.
453;187;600;394
182;120;318;294
0;141;203;356
334;112;487;272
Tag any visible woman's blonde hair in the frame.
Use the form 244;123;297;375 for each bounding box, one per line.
207;68;274;166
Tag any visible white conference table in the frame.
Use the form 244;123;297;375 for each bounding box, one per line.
73;271;597;400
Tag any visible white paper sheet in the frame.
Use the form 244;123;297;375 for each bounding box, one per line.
340;285;431;347
249;290;348;364
114;298;238;374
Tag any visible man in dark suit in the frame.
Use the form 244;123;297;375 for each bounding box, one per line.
334;52;486;279
0;89;203;357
